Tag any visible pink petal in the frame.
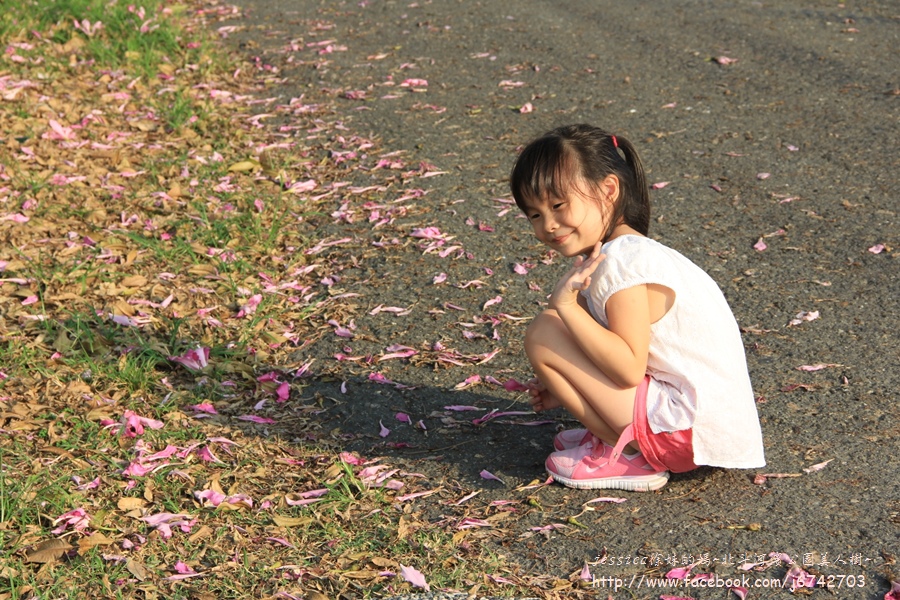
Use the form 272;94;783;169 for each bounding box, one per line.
395;412;411;424
479;469;504;483
731;585;749;599
585;496;628;504
651;181;671;189
885;580;900;600
580;563;592;581
802;459;833;473
453;374;481;390
443;405;482;411
503;378;531;392
432;272;448;284
236;415;277;424
519;102;534;114
665;566;693;580
868;243;886;254
188;402;218;414
379;420;391;437
194;489;226;507
756;172;771;180
399;564;430;591
482;295;502;310
275;381;290;402
753;238;767;251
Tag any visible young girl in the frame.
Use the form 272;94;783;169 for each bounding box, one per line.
510;124;765;491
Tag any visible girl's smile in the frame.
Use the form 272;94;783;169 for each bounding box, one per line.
525;176;618;256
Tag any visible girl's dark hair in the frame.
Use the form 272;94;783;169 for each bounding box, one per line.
510;124;650;242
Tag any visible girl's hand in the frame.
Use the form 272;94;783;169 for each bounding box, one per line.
526;377;562;413
549;242;606;311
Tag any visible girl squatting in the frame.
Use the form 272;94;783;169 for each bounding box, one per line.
510;124;765;491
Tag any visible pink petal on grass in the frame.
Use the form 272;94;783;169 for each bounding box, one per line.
480;469;504;483
188;402;218;414
399;564;430;591
169;346;210;371
236;415;277;424
194;489;226;507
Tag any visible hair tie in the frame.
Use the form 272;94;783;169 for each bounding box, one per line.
611;135;618;148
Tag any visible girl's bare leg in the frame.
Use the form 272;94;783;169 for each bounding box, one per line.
524;309;637;448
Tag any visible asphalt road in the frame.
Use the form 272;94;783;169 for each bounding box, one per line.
215;1;898;598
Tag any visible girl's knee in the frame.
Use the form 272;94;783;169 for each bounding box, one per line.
525;310;564;354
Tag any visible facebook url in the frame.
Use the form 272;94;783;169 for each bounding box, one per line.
592;573;786;592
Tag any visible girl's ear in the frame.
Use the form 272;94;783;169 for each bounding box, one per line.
600;174;620;205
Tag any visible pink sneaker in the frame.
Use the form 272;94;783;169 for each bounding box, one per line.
553;429;596;451
546;443;669;491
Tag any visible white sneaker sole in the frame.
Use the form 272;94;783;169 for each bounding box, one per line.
547;469;670;492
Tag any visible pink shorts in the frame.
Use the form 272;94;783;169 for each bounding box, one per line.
633;376;698;473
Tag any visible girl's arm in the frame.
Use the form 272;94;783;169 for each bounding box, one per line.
550;244;651;389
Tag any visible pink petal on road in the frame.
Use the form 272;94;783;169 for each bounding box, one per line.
868;243;886;254
585;496;628;504
480;469;504;483
503;378;531;392
454;374;481;390
432;272;448;284
410;226;444;239
802;459;833;473
788;310;820;326
482;295;502;310
753;238;767;252
519;102;534;113
651;181;671;189
379;420;391;437
731;585;749;599
395;412;412;424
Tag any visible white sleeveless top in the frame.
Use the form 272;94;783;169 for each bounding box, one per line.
583;235;765;469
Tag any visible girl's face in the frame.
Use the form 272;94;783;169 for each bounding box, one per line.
524;175;617;257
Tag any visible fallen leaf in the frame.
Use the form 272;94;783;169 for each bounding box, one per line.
25;539;73;563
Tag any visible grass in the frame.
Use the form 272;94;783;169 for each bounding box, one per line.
0;1;587;599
